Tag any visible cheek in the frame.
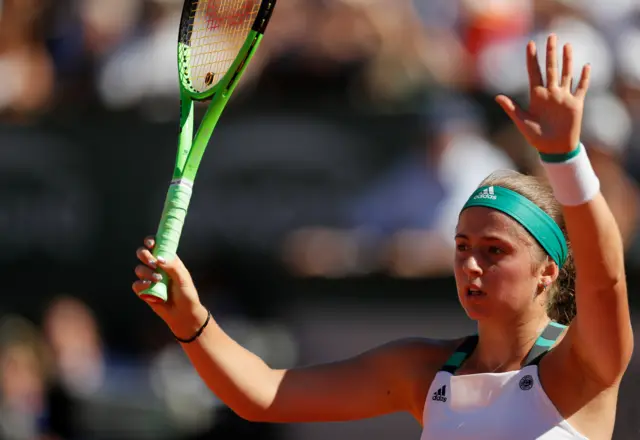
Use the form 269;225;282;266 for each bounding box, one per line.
488;258;536;295
453;269;465;296
453;255;464;276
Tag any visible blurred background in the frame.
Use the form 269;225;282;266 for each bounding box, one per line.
1;0;640;439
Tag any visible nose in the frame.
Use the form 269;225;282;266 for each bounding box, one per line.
461;255;483;278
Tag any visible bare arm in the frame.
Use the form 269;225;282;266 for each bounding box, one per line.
177;312;435;423
133;240;440;424
496;35;634;386
563;194;633;385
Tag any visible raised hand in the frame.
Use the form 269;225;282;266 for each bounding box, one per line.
495;34;591;155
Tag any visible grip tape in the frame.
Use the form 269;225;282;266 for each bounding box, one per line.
139;179;193;302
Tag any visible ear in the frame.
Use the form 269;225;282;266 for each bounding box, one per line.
539;256;560;288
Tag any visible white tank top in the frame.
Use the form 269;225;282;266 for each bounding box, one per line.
420;322;588;440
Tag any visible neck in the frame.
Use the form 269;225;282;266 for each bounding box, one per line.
471;314;550;373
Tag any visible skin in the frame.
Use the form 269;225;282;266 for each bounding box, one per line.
133;35;633;439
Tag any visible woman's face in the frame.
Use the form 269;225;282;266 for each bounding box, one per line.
454;207;545;322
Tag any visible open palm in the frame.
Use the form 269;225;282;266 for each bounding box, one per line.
496;34;591;155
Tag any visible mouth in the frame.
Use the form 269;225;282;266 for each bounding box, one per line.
466;288;486;297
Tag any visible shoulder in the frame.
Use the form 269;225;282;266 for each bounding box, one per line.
361;336;463;370
394;336;465;388
539;340;621;439
379;336;463;365
372;337;463;423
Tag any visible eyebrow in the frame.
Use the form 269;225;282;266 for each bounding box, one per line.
454;233;511;243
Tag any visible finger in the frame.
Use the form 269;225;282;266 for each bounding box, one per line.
574;64;591;99
132;280;152;296
136;246;157;269
526;41;543;91
546;34;559;87
156;254;192;287
495;95;533;136
135;264;162;282
144;236;155;250
561;43;573;90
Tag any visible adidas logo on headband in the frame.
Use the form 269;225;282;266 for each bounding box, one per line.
473;186;497;200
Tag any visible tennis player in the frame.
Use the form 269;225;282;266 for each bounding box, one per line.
133;35;632;439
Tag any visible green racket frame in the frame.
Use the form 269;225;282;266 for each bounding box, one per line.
140;0;276;302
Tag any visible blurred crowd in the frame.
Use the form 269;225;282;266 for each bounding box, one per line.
3;0;640;274
0;294;298;440
2;0;640;439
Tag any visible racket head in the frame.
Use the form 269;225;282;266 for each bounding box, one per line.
177;0;276;101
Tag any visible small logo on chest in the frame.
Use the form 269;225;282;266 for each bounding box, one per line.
519;375;534;391
432;385;447;402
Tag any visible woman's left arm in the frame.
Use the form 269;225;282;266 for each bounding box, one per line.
496;34;634;386
563;193;632;385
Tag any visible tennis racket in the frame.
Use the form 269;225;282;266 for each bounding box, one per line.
140;0;277;303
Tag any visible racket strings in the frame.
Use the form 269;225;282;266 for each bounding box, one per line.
183;0;261;92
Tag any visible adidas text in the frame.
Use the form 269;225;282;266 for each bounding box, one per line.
432;385;447;403
473;193;497;200
473;186;496;200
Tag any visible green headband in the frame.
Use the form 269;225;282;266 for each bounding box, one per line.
461;185;568;267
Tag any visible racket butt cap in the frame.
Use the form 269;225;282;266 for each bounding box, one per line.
139;294;167;304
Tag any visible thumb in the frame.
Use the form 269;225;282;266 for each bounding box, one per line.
157;254;192;287
495;95;532;135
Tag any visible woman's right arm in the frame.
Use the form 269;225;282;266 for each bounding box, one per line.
133;238;441;424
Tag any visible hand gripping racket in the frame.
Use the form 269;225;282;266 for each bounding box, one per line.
140;0;277;303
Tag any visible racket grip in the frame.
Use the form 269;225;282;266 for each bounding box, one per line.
139;179;193;303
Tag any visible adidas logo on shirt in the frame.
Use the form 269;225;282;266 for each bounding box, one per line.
432;385;447;403
473;186;497;200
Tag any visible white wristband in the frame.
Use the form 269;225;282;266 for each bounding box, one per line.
539;144;600;207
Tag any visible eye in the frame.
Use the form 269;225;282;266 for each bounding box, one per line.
489;246;504;255
456;243;469;252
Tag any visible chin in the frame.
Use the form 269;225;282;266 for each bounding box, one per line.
462;306;493;321
458;295;495;321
